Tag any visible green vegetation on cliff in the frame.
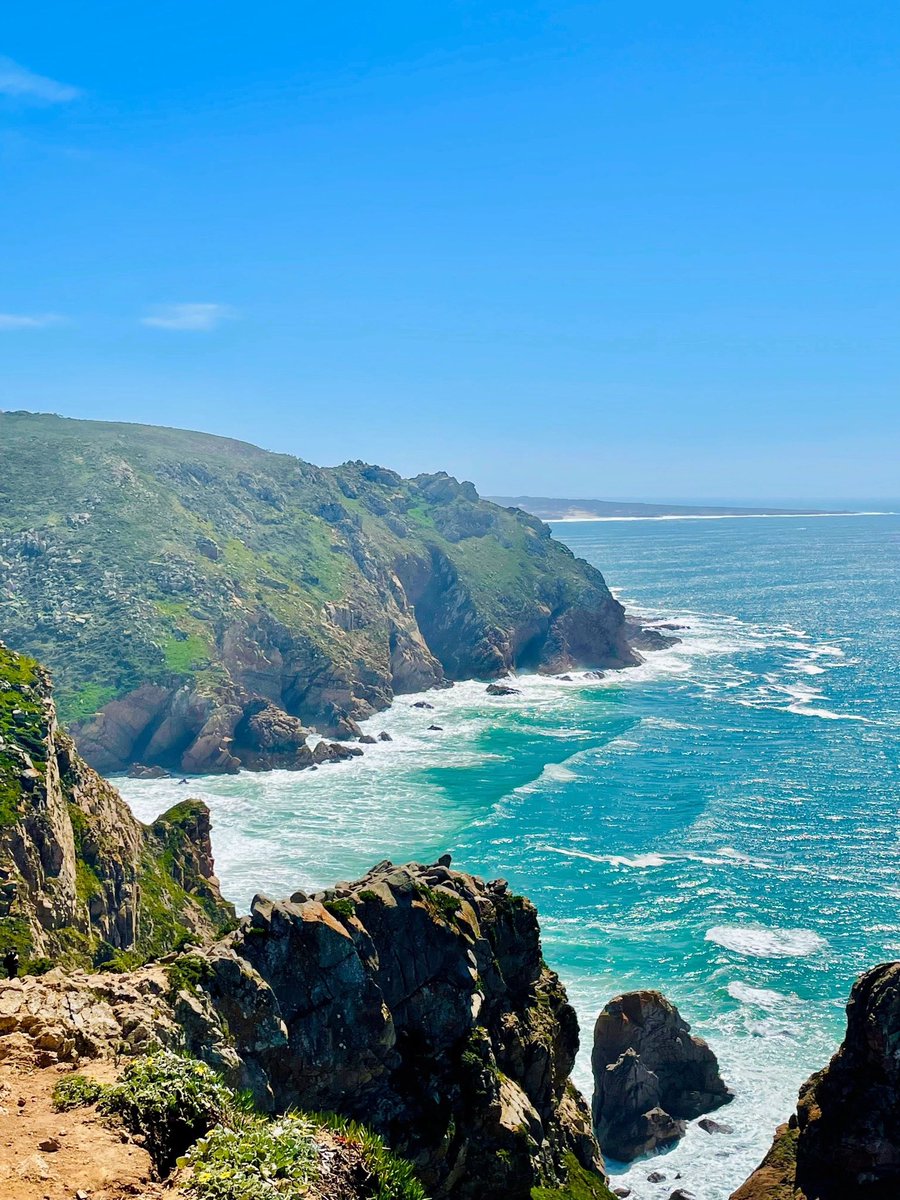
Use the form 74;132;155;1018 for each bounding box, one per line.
52;1050;427;1200
0;640;234;970
0;411;633;773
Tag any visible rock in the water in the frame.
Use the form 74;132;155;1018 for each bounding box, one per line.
731;961;900;1200
412;700;435;709
486;683;520;696
698;1117;733;1135
428;723;443;731
126;763;171;779
647;1170;667;1182
358;734;377;744
592;990;732;1161
669;1190;697;1200
624;621;682;651
378;731;392;741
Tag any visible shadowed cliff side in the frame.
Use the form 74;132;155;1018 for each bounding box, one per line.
0;411;636;774
731;962;900;1200
0;641;233;971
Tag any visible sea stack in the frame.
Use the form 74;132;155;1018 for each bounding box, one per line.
591;990;732;1161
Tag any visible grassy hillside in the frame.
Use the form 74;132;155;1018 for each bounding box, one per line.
0;411;633;772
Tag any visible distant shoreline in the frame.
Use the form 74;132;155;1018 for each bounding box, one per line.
549;511;896;523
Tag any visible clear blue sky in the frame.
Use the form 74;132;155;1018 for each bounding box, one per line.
2;2;898;503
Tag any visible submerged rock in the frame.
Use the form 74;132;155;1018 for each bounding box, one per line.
486;683;520;696
592;990;732;1162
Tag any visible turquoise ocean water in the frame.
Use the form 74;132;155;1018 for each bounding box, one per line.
122;513;900;1200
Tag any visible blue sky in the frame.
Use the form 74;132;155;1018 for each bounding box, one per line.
1;2;898;503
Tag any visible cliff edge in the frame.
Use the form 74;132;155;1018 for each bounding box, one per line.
0;641;233;971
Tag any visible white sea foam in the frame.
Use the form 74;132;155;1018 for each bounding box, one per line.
706;925;828;958
728;981;796;1009
541;845;668;869
540;762;578;782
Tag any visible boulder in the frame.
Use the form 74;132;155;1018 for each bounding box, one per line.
486;683;521;696
698;1117;733;1135
412;700;435;710
592;991;731;1161
378;731;392;742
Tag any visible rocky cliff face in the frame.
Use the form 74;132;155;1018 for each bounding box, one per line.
732;961;900;1200
0;856;615;1200
0;642;233;970
0;412;636;774
183;858;609;1200
591;990;732;1161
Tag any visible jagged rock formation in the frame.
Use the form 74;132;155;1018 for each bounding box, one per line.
0;642;233;970
0;858;615;1200
591;990;732;1161
0;411;636;774
732;962;900;1200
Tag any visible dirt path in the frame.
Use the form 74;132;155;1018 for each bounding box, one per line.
0;1052;174;1200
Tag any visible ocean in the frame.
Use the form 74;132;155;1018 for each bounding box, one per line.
122;512;900;1200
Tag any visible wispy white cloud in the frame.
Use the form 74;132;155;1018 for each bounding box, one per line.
0;312;65;330
140;303;237;331
0;56;81;104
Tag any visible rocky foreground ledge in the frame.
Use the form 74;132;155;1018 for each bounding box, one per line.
1;856;613;1200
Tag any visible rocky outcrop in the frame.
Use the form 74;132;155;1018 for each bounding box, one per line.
0;643;233;970
732;962;900;1200
0;856;615;1200
592;990;732;1161
0;412;638;774
182;857;608;1200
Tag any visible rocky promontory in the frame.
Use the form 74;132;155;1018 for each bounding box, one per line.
732;961;900;1200
0;411;638;775
0;856;617;1200
592;990;732;1161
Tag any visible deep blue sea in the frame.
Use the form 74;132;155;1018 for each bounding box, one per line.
123;513;900;1200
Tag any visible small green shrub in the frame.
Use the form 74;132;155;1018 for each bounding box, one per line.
52;1073;105;1111
167;953;215;998
530;1153;617;1200
184;1113;323;1199
99;1050;231;1172
184;1110;427;1200
316;1112;428;1200
323;897;355;921
413;884;461;924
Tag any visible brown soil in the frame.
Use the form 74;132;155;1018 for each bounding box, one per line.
0;1051;180;1200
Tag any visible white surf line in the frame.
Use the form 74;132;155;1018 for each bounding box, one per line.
549;511;896;523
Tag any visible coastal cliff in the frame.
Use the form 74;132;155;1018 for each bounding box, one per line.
732;962;900;1200
0;642;233;971
0;411;636;775
0;642;613;1199
0;858;613;1200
